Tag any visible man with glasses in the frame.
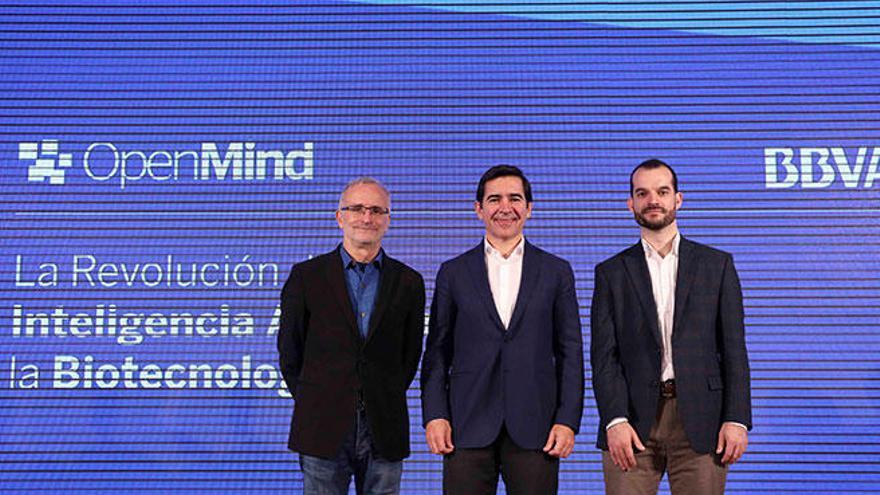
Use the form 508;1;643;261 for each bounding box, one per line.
278;177;425;494
421;165;584;494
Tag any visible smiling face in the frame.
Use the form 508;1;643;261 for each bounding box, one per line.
627;165;682;231
336;182;390;250
475;175;532;245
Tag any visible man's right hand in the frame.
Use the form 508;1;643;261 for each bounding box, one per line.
607;422;645;471
425;419;455;455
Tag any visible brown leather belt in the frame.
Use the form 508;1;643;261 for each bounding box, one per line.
661;379;676;398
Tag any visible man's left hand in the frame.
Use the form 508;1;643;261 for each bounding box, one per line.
542;424;575;458
715;423;748;464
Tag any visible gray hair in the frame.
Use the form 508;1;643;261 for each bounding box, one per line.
338;177;391;210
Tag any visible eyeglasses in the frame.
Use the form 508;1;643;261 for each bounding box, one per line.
340;204;390;216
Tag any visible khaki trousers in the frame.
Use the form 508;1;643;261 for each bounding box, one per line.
602;398;727;495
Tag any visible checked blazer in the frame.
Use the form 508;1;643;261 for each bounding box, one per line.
590;236;752;454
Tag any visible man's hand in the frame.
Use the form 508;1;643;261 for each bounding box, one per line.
543;424;576;458
607;422;645;471
425;419;454;455
716;423;748;464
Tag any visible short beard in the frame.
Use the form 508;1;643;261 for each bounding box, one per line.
634;207;676;231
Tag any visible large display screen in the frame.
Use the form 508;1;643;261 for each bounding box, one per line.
2;1;879;493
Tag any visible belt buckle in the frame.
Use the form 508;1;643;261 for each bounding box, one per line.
661;379;676;398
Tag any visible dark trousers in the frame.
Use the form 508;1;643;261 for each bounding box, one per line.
443;425;559;495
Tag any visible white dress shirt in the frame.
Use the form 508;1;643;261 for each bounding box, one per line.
484;236;524;329
642;234;680;382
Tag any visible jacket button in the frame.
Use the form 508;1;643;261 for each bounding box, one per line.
650;380;659;387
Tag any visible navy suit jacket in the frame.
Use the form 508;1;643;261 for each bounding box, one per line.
590;237;752;455
421;240;584;450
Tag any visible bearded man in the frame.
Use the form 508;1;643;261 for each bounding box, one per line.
590;159;752;495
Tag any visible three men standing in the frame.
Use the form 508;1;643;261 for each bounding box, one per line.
278;161;751;495
590;159;751;494
421;165;584;494
278;178;425;494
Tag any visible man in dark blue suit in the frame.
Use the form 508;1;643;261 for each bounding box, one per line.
421;165;584;494
591;159;752;494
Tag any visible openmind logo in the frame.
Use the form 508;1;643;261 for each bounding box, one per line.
21;140;314;189
20;140;73;185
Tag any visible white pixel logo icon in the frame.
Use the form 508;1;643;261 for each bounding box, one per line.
20;140;72;185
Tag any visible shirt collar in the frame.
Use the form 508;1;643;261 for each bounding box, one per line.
641;233;680;260
339;244;384;270
484;236;525;261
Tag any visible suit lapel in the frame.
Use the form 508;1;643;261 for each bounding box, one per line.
673;237;698;335
365;257;401;345
506;240;539;336
464;242;506;332
327;249;361;341
621;242;663;348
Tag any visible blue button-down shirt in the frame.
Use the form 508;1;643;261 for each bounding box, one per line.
339;245;383;338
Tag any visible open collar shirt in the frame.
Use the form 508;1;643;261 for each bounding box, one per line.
484;236;525;330
339;245;384;339
641;233;681;382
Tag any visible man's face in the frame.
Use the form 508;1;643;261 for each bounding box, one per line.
475;175;532;243
336;183;390;248
628;166;682;231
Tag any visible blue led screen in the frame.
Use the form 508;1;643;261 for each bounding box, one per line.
2;1;880;493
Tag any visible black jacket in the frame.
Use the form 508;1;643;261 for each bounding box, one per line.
278;249;425;460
